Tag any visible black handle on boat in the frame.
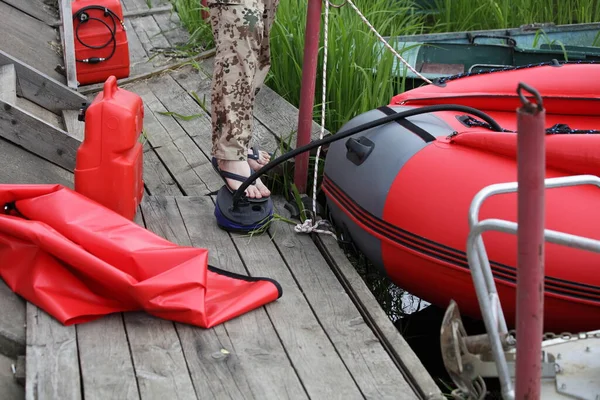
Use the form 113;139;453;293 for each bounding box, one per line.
230;104;504;206
467;33;517;47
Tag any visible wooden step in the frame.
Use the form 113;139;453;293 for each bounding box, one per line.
1;63;67;132
15;97;66;132
0;281;25;360
0;64;17;104
61;109;85;141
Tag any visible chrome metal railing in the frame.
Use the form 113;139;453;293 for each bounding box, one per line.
466;174;600;400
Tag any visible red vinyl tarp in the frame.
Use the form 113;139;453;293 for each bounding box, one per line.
0;184;281;328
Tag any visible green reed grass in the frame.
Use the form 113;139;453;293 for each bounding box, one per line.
427;0;600;32
269;0;428;133
170;0;214;49
169;0;600;134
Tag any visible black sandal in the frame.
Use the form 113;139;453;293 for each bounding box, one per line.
211;157;270;202
247;146;273;165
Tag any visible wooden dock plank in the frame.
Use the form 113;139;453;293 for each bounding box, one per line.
76;315;140;400
121;0;171;12
141;196;308;399
128;80;216;195
0;138;73;186
0;281;25;360
269;198;419;399
25;304;81;400
123;18;156;76
123;311;197;400
152;11;191;48
141;141;184;196
1;0;59;25
0;353;25;400
128;15;174;68
230;227;365;399
314;234;446;400
152;70;280;161
122;199;198;400
175;59;327;148
0;1;65;83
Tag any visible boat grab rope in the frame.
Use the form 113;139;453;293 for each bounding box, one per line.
296;0;433;238
460;115;600;135
434;59;599;86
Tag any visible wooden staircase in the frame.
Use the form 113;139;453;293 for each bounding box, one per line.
0;50;87;171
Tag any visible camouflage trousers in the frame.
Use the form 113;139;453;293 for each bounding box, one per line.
208;0;280;161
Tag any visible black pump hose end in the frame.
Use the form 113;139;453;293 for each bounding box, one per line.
230;103;505;207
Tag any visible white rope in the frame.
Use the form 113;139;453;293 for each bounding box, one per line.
329;0;433;85
295;0;431;237
294;0;335;237
294;219;337;237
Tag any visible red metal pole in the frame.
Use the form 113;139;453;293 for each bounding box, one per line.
515;82;546;400
294;0;322;193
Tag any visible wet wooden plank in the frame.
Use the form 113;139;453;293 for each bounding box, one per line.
76;315;140;400
0;281;25;360
166;196;309;399
25;304;81;400
0;2;65;83
314;234;446;400
269;198;421;398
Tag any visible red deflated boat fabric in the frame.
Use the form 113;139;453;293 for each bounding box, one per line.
0;184;282;328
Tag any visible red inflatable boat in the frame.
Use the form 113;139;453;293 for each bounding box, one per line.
322;61;600;333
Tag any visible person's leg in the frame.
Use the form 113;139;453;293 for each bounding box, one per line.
246;0;280;171
253;0;279;92
208;0;270;198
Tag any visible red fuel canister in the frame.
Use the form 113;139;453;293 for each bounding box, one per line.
72;0;130;85
74;75;144;220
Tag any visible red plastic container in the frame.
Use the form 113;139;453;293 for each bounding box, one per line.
74;76;144;220
72;0;130;85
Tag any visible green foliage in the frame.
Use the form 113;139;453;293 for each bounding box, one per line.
427;0;600;32
168;0;600;135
